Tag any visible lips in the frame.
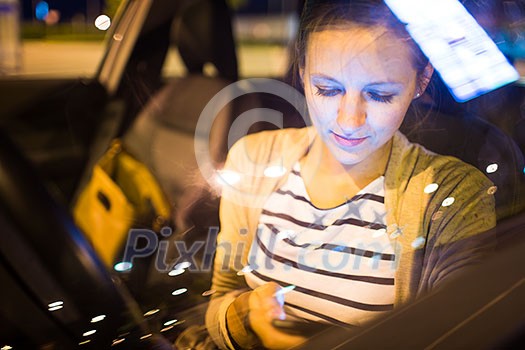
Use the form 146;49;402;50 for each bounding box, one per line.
331;132;368;147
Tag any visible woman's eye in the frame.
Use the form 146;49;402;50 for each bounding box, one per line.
315;86;342;97
367;91;394;103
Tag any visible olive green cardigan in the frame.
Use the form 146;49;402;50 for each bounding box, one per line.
205;127;496;349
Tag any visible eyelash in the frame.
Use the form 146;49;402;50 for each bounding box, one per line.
314;86;394;104
315;87;342;97
367;92;394;104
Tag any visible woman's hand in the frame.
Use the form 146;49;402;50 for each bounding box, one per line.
248;282;306;349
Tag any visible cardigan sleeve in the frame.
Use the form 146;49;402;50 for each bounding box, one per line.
204;138;254;349
416;159;497;295
204;128;293;349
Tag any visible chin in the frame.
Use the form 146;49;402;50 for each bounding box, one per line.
324;141;369;165
331;150;369;166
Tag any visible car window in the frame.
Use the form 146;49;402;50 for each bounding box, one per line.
161;0;297;80
1;0;525;349
19;41;104;78
0;0;112;78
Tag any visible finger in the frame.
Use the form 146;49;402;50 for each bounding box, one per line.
249;310;307;350
255;281;282;298
273;284;296;306
250;283;284;319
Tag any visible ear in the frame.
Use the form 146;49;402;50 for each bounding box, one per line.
414;63;434;99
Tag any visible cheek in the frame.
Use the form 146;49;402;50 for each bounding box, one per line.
368;105;407;137
312;104;340;133
305;94;339;127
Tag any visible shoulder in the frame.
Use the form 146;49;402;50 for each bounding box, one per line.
225;127;314;171
389;131;495;226
389;133;496;247
232;127;312;150
391;131;492;188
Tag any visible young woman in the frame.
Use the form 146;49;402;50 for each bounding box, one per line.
205;1;496;349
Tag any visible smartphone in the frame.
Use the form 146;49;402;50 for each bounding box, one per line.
271;319;332;335
384;0;519;102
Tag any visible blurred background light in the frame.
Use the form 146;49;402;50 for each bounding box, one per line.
442;197;455;207
202;289;216;297
174;261;191;270
263;165;286;178
114;261;133;272
111;338;125;346
48;300;64;311
486;163;499;173
237;265;253;276
45;10;60;25
35;1;49;21
48;300;63;308
83;330;96;337
411;236;427;249
48;305;63;311
144;308;160;317
216;170;241;186
424;183;439;194
168;268;185;276
172;288;188;296
164;319;178;326
94;14;111;31
91;314;106;323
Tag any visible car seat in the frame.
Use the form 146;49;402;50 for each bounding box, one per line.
124;0;238;234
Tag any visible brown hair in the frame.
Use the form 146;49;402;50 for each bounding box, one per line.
292;0;429;87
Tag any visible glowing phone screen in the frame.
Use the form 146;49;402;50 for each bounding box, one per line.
384;0;519;102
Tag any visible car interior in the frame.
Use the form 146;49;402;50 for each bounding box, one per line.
0;0;524;348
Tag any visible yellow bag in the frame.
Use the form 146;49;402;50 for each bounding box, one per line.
73;140;171;267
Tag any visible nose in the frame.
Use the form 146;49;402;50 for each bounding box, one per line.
336;92;366;132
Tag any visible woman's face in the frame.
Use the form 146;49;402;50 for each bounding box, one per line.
303;25;420;166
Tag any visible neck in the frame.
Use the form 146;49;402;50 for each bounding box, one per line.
298;135;393;209
303;135;392;184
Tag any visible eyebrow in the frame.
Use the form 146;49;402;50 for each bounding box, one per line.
310;74;404;89
310;74;342;85
367;82;404;89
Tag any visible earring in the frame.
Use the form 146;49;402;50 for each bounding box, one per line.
415;91;421;98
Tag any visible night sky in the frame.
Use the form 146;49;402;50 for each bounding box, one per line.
21;0;106;22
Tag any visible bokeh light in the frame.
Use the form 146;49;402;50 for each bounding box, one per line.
35;1;49;21
172;288;188;296
95;15;111;31
216;170;241;186
114;261;133;272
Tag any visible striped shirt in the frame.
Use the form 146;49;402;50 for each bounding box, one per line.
244;163;397;327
